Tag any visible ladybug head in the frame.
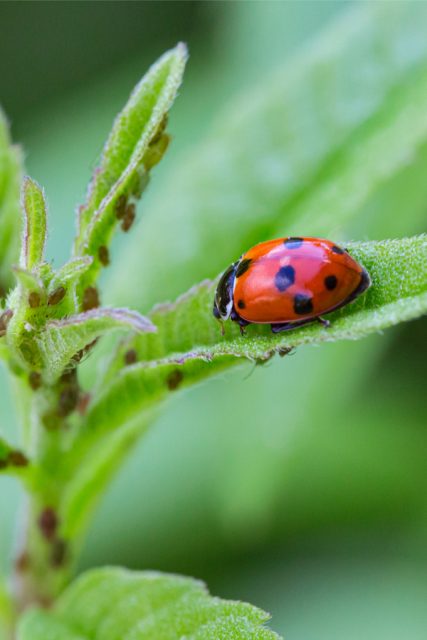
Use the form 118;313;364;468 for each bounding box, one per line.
213;262;237;321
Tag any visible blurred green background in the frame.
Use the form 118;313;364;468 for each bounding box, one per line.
1;2;427;638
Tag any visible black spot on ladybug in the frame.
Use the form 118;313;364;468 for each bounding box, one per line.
237;299;245;309
332;245;344;254
324;275;338;290
235;258;252;278
274;265;295;292
293;293;313;315
284;237;304;249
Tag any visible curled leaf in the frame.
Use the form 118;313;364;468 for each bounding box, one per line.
20;177;47;271
74;43;188;295
37;307;156;383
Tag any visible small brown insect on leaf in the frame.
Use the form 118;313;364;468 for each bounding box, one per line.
38;507;58;541
72;338;98;364
28;291;41;308
115;194;127;220
0;309;13;336
121;204;136;232
48;286;66;306
98;245;110;267
8;450;29;468
82;286;100;311
29;371;42;390
124;349;137;365
166;369;184;391
149;114;168;146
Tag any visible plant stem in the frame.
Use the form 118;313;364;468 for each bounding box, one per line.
10;376;78;613
13;494;73;612
0;579;15;640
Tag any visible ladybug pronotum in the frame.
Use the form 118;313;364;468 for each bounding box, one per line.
213;237;371;334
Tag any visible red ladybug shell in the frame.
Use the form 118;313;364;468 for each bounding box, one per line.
232;237;368;324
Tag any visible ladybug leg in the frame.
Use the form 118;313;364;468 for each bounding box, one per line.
230;308;250;336
270;322;294;333
271;318;314;333
316;316;330;328
237;318;250;336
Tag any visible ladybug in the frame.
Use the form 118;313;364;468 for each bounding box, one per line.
213;237;371;334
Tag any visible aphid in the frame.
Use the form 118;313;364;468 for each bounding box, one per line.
121;204;136;232
98;245;110;266
166;369;183;391
29;371;42;390
213;237;371;334
115;194;127;220
8;450;29;467
82;286;100;311
28;291;41;308
38;507;58;541
124;349;137;365
48;286;66;306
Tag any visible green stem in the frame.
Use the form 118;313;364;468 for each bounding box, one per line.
11;375;79;612
0;579;15;640
13;492;73;612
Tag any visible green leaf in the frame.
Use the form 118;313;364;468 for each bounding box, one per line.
73;43;188;294
17;568;280;640
50;257;93;288
107;2;427;312
36;307;156;383
85;236;427;437
12;266;44;294
61;235;427;539
0;109;23;296
20;176;47;271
